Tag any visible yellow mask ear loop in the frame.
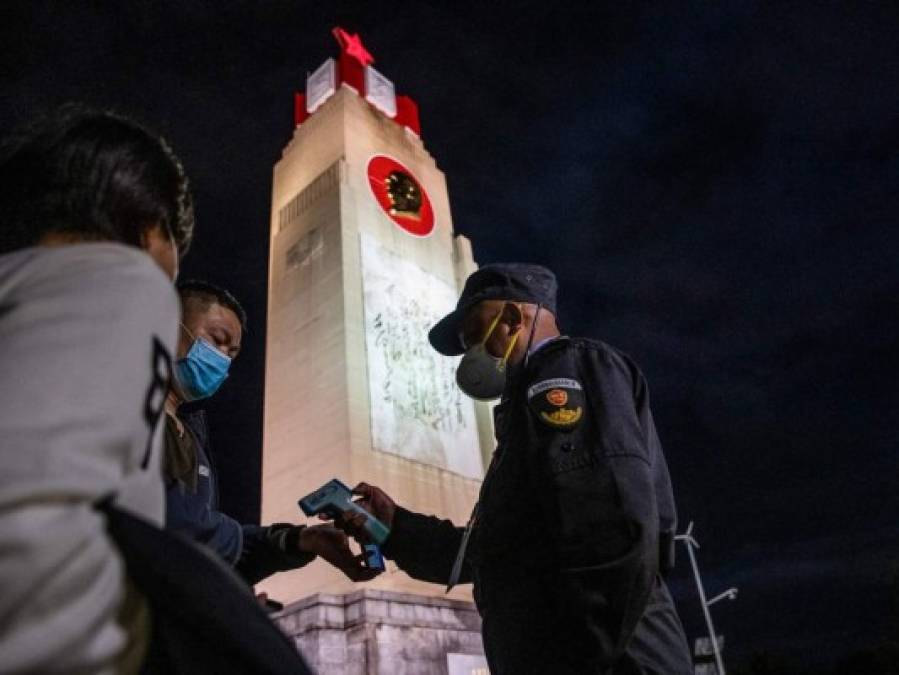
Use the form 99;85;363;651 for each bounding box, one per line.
496;329;520;373
496;303;524;373
477;304;522;373
480;310;503;346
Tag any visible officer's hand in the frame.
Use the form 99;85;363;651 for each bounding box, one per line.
353;482;397;529
323;482;397;543
298;524;380;582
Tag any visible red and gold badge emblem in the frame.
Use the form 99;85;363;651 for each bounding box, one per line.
367;155;435;237
546;389;568;406
528;378;584;430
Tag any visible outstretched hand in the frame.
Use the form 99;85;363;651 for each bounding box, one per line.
298;524;380;582
322;482;397;544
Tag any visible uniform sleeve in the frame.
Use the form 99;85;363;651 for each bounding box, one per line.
523;345;659;668
636;372;679;572
381;507;470;585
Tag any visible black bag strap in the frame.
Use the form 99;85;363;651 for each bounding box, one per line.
98;499;312;675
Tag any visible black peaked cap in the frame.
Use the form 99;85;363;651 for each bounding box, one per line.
428;263;557;356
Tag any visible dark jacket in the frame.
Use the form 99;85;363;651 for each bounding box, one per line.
384;337;693;674
164;409;314;585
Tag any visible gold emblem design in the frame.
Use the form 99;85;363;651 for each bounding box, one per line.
385;170;422;220
539;406;583;427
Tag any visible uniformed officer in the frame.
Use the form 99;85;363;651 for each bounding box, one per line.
339;263;694;674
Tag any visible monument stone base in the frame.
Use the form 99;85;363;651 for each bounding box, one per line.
272;589;489;675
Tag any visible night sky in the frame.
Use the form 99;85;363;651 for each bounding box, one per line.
3;2;897;670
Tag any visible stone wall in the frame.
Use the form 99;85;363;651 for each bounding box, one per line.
272;589;486;675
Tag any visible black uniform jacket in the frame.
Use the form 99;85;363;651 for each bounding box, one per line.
383;337;693;674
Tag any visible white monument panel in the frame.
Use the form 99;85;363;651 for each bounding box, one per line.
361;232;482;479
364;65;397;118
306;58;336;113
447;652;490;675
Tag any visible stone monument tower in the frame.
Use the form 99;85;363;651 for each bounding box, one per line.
260;28;492;673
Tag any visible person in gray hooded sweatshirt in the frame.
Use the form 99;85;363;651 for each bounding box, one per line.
0;106;314;675
0;105;192;673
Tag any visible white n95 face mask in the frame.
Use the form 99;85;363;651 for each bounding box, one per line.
455;309;520;401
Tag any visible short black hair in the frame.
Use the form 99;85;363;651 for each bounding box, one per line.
177;279;248;333
0;103;194;256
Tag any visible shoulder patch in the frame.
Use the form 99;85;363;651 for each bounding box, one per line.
528;378;584;430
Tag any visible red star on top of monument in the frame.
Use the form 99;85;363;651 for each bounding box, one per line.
332;26;374;67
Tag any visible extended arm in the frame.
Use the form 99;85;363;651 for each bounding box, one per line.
237;524;315;585
383;506;470;585
165;482;320;585
165;479;244;564
338;483;472;586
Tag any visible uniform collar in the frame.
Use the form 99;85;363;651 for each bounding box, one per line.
499;336;566;404
529;335;564;357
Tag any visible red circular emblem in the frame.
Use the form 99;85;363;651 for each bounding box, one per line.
367;155;435;237
546;389;568;407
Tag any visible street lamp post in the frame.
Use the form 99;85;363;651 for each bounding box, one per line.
676;521;737;675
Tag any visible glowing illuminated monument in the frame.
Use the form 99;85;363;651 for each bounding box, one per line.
260;29;492;672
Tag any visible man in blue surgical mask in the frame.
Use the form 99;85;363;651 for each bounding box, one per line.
164;280;378;587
